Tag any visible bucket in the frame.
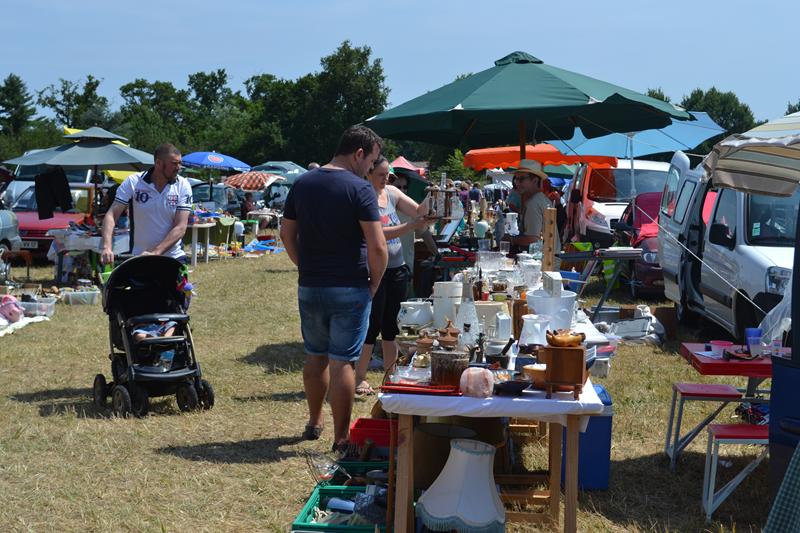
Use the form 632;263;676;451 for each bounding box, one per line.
414;423;476;490
527;290;577;330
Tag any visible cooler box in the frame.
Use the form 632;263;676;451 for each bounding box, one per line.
561;383;613;490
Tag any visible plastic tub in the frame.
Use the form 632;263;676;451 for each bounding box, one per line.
710;340;733;357
292;485;386;532
349;418;397;447
62;290;101;305
18;297;57;317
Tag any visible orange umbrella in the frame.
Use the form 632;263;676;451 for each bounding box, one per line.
224;171;284;191
463;143;617;171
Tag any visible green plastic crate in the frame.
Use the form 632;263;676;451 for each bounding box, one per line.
292;485;387;532
331;460;389;485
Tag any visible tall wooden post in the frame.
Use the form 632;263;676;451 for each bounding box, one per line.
519;119;526;160
542;207;557;272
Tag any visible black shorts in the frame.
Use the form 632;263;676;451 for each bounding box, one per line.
365;265;410;345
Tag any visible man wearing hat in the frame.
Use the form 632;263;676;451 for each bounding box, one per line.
509;159;561;255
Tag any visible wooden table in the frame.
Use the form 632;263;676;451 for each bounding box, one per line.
187;222;216;267
379;382;604;532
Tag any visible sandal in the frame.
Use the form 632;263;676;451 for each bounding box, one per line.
302;424;324;441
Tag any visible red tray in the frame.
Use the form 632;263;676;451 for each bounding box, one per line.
380;383;462;396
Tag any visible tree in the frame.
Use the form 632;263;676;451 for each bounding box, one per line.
37;75;111;129
786;99;800;115
680;87;756;154
646;87;671;103
432;149;478;183
0;74;36;135
118;79;195;152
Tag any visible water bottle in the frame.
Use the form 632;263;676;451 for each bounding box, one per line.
159;350;175;370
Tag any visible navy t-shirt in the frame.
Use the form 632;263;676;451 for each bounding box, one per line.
283;167;380;287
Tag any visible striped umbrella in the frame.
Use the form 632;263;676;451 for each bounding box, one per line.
224;171;284;191
704;112;800;197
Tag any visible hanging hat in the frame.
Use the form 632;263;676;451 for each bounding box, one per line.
512;159;548;180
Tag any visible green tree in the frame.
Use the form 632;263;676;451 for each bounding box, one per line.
786;99;800;115
0;74;36;135
118;79;195;152
646;87;671;103
37;75;111;128
432;149;478;183
680;87;756;154
0;118;62;162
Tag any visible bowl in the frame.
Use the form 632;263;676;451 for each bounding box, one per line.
493;380;531;396
522;363;547;385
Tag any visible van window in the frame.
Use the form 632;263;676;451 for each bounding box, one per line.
660;166;680;218
673;181;696;225
15;164;88;183
711;189;737;238
588;167;668;203
746;187;799;246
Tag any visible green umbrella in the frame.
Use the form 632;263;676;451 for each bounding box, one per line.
4;127;153;170
366;52;692;154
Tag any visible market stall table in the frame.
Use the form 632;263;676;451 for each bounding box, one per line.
379;381;604;532
48;229;130;282
187;221;215;267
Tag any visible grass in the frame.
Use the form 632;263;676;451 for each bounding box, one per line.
0;255;771;532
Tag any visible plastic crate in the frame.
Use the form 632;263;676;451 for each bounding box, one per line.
62;290;101;305
349;418;397;447
18;297;57;317
330;460;390;485
292;485;386;532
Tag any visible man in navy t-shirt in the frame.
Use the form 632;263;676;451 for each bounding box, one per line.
281;125;388;452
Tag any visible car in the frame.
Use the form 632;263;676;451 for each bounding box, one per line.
12;184;96;258
252;161;306;210
3;159;98;207
190;182;242;215
658;151;795;340
565;159;671;247
612;191;664;298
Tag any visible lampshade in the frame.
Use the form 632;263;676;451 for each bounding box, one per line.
416;438;505;532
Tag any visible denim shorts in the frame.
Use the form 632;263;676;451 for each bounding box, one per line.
298;286;372;362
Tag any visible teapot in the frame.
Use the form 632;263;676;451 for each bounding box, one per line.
398;299;434;328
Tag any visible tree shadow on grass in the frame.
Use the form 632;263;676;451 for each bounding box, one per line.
580;450;768;531
232;391;306;403
239;342;306;373
158;435;303;464
9;387;106;419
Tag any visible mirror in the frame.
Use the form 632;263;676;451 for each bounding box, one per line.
709;223;735;249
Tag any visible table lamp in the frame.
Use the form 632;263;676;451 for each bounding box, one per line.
416;438;505;532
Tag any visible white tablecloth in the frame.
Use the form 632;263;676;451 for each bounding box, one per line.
49;230;130;254
379;378;604;431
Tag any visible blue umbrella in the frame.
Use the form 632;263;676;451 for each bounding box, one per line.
550;111;724;158
181;151;250;172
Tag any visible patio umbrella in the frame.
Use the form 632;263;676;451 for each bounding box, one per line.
182;151;250;172
550;111;725;158
224;171;284;191
365;51;692;155
4;127;153;170
463;143;617;171
703;113;800;197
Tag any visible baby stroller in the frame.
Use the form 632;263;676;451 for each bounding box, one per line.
92;255;214;417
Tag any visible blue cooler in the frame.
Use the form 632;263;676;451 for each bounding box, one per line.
561;383;613;490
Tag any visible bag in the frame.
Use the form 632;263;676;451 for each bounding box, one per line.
0;295;24;323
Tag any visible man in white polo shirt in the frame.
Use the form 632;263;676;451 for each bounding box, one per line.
101;143;193;264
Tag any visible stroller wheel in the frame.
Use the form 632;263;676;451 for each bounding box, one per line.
198;379;215;410
130;383;149;418
176;382;199;412
111;385;132;418
93;374;108;409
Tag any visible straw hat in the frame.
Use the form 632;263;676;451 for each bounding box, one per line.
512;159;548;180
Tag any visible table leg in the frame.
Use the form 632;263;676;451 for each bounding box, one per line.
564;415;579;533
394;414;414;533
56;251;66;283
191;226;199;267
204;227;210;264
591;261;623;322
548;422;562;527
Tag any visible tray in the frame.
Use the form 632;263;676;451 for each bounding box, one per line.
380;383;461;396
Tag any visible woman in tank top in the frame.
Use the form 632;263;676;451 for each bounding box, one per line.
355;156;431;395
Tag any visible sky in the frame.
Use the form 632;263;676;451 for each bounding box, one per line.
3;0;799;123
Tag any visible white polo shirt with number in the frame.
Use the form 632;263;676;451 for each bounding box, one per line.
113;170;193;259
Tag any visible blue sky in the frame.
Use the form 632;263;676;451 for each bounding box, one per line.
4;0;798;122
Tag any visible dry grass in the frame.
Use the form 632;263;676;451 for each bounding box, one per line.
0;257;770;532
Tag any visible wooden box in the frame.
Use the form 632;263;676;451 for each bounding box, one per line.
538;346;588;400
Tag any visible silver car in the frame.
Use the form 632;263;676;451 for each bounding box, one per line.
0;207;23;280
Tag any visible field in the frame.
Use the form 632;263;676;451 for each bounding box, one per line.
0;255;770;532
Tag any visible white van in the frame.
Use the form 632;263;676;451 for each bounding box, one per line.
658;151;795;339
565;159;671;247
3;160;93;206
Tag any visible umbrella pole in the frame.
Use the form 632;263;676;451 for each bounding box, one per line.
519;119;527;160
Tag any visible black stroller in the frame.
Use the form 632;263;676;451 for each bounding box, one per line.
92;255;214;417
